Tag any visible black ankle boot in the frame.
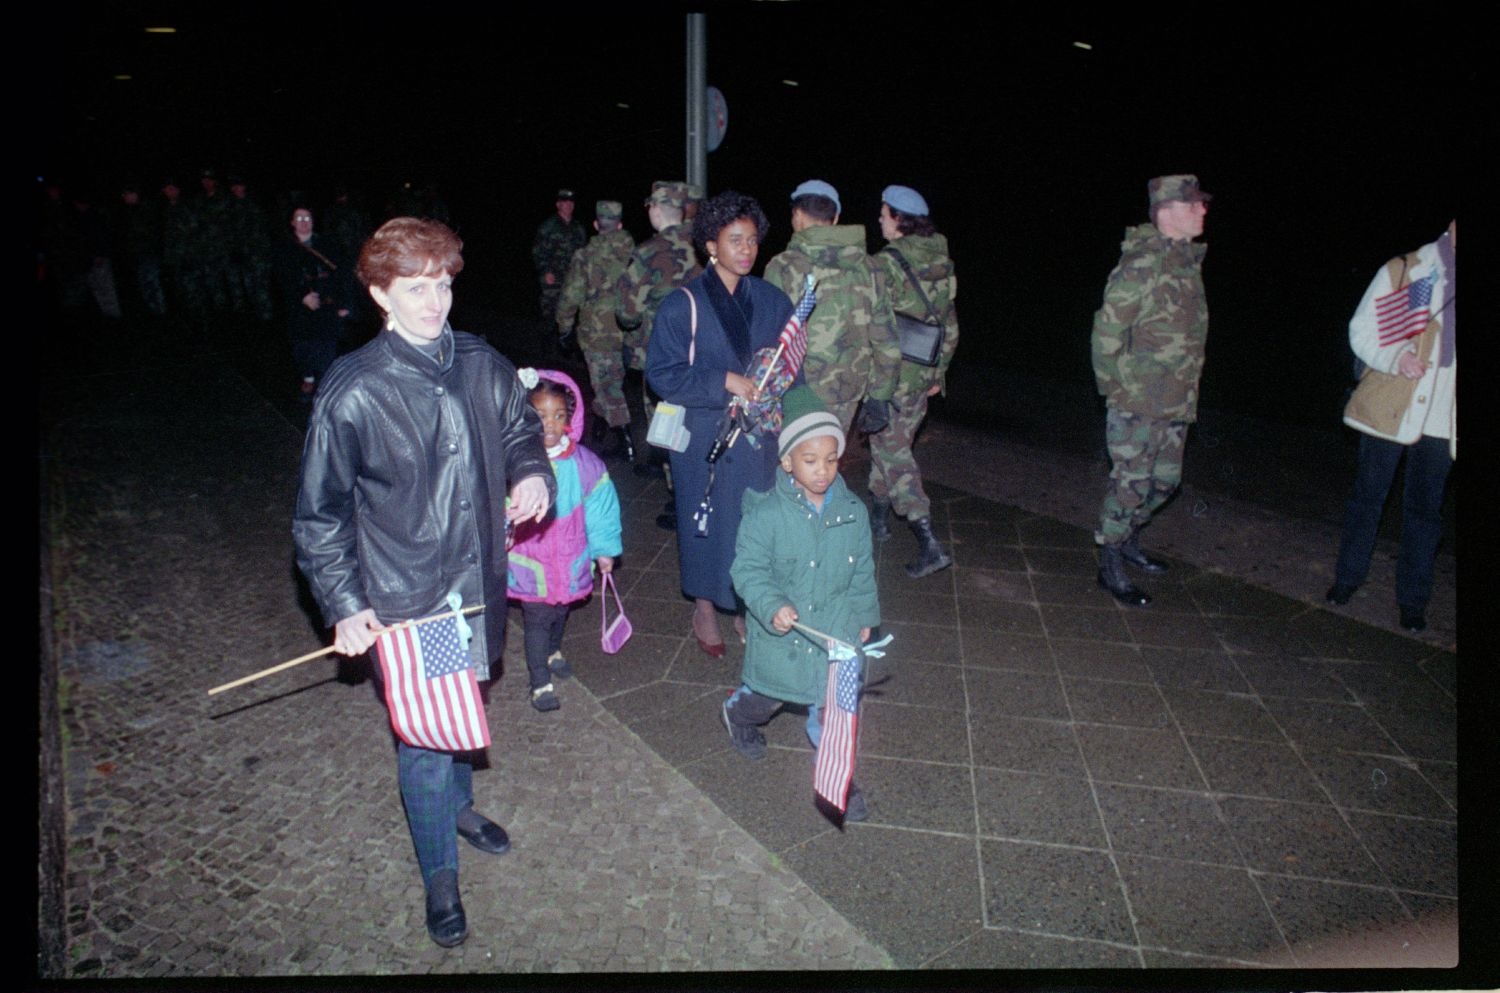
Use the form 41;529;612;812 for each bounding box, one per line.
870;497;892;543
905;517;952;578
1120;528;1169;573
1098;544;1150;606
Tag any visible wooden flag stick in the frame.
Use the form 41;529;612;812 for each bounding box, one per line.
207;604;487;696
789;620;855;654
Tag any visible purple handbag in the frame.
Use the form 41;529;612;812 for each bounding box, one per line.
600;572;633;654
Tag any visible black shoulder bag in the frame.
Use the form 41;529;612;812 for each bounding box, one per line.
885;248;945;367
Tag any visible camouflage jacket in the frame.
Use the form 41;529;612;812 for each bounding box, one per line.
532;214;586;281
1090;223;1208;422
556;228;636;352
872;234;960;399
615;224;701;347
764;224;901;403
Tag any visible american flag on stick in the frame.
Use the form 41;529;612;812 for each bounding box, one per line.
813;640;862;812
1375;274;1434;348
376;609;490;751
776;274;816;375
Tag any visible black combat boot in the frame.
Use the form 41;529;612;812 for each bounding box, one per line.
905;517;952;578
1098;544;1150;606
1120;527;1169;573
870;497;892;543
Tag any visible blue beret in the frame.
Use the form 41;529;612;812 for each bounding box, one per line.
791;179;841;215
882;184;929;217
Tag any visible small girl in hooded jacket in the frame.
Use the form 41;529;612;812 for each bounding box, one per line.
508;368;623;711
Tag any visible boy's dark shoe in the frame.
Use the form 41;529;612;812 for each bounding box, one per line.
843;783;869;823
721;700;767;760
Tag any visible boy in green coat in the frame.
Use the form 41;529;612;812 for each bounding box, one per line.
726;386;880;821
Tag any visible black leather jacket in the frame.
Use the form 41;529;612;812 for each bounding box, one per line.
293;327;555;674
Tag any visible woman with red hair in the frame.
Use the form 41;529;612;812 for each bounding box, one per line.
294;217;555;948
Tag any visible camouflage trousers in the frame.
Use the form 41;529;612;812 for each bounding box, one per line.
583;348;631;428
1096;409;1188;545
867;390;932;520
538;285;562;323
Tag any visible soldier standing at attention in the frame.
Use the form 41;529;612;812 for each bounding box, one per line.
532;188;586;322
764;179;901;436
556;200;638;458
1090;175;1211;606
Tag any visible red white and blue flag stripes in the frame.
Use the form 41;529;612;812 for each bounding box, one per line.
375;603;490;752
813;643;861;812
776;274;817;375
1375;274;1435;348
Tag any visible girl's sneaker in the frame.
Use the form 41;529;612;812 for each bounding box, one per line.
547;651;573;680
531;684;560;712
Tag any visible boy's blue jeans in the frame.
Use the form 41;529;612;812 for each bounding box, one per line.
725;685;823;747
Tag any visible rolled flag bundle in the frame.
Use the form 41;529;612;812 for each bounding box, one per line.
706;273;817;463
694;274;817;537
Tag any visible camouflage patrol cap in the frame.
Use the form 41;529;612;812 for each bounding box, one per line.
595;200;623;221
644;181;686;209
1147;175;1212;210
683;183;704;204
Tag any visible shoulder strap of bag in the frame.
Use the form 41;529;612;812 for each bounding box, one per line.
300;240;338;271
680;286;698;365
884;247;943;325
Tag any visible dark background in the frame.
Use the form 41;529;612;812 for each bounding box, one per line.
41;6;1474;430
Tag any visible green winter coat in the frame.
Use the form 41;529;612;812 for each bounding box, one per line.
731;471;880;705
1090;223;1209;422
872;233;960;398
764;224;901;404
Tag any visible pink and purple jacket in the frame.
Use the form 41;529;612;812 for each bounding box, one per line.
507;369;623;605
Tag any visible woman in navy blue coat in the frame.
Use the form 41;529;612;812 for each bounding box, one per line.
647;191;795;656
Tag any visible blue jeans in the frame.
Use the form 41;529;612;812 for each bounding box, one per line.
1333;433;1452;610
397;743;474;886
725;685;823;746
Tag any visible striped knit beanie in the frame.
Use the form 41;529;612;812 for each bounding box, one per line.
778;385;845;459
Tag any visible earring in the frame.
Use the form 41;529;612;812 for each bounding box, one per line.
386;313;397;331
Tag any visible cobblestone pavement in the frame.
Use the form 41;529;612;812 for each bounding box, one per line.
42;329;1470;979
45;358;889;977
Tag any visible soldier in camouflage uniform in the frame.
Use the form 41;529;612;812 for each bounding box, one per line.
159;178;199;320
557;200;637;449
226;176;274;321
192;169;235;318
532;188;586;322
764;179;901;435
616;182;702;516
869;185;960;579
1090;174;1211;606
615;181;702;372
